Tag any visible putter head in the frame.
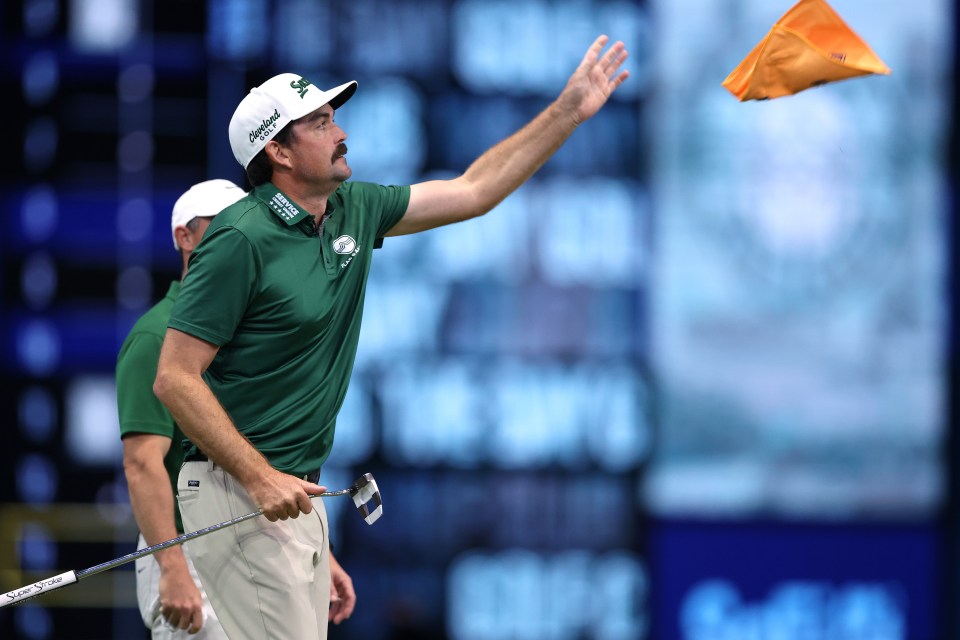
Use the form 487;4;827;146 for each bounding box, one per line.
350;473;382;525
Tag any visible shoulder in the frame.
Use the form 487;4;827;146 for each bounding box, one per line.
117;304;168;367
193;196;272;259
206;195;269;236
333;181;409;206
123;296;175;341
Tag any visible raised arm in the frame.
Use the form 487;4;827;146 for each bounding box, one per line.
153;328;323;521
386;34;629;236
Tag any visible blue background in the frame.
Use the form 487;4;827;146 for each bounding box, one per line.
1;0;956;639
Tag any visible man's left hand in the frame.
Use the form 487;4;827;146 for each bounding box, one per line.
559;35;630;125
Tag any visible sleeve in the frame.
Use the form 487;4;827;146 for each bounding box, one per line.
168;227;259;346
373;184;411;239
116;333;175;438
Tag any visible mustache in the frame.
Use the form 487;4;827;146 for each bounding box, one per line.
333;143;348;161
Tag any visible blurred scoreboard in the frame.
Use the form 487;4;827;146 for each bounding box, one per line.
1;0;953;639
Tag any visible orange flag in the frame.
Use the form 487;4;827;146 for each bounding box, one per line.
723;0;891;101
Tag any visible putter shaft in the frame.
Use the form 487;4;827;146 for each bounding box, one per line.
1;474;380;608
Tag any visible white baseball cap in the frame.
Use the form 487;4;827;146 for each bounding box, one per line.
228;73;358;169
171;179;247;249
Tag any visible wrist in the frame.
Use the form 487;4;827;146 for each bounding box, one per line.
549;97;582;130
153;546;189;572
230;446;275;488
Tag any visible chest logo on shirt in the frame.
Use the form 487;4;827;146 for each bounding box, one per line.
333;235;357;255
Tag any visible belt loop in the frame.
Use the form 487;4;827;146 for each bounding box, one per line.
208;459;215;472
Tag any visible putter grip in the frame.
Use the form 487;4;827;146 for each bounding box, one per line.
1;571;78;607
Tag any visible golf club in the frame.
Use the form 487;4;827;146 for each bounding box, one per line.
1;472;381;608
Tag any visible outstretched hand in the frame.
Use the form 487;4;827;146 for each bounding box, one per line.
559;35;630;125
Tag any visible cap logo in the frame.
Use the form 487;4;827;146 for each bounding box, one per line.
290;77;312;98
248;108;281;144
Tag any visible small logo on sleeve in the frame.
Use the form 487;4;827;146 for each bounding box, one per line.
188;480;200;487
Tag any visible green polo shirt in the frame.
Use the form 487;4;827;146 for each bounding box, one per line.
117;281;187;533
168;181;409;476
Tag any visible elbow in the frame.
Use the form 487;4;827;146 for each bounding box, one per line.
467;182;499;220
121;441;156;484
469;191;499;218
153;366;175;407
122;450;148;480
455;175;498;221
462;206;490;223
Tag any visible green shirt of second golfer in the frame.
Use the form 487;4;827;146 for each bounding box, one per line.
117;281;187;533
168;181;409;477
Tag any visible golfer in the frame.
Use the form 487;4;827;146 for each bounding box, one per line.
154;34;628;639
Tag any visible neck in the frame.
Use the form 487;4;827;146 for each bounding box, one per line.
271;176;337;224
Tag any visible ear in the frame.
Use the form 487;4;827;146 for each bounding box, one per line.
173;225;196;252
265;139;293;168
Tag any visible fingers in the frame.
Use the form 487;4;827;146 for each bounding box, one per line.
577;35;629;99
600;40;628;77
606;44;627;70
187;609;204;634
585;34;626;66
304;482;328;495
159;571;204;632
256;474;323;520
329;594;343;623
580;34;608;71
263;498;309;521
329;590;356;624
161;603;203;634
329;558;356;625
610;69;630;91
588;34;609;57
288;479;329;516
336;588;356;623
595;39;629;96
332;583;356;623
295;490;314;517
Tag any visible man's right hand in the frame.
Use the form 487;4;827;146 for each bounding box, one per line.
247;467;326;521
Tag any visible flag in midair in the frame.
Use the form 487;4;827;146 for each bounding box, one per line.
723;0;891;101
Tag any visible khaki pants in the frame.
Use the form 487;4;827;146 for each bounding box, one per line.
178;461;330;640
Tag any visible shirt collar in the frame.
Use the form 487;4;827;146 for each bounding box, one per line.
253;183;313;227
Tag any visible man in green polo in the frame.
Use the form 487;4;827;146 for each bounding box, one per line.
154;34;629;640
119;179;356;638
